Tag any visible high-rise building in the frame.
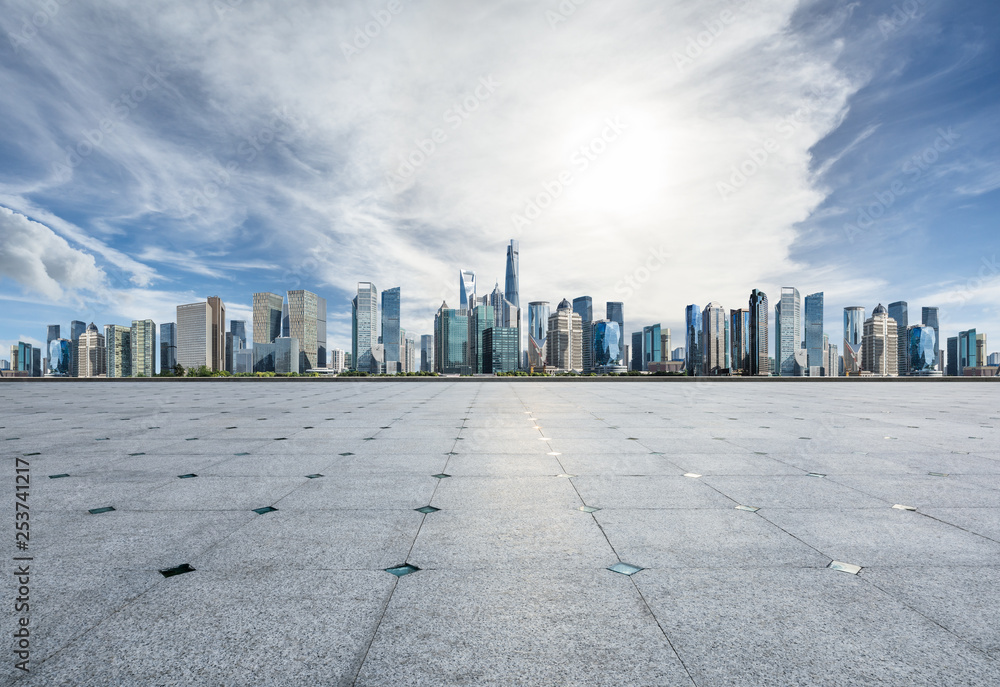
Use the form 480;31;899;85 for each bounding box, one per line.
630;331;643;371
661;330;672;366
483;327;519;373
545;299;582;372
504;240;519;307
528;301;550;370
642;324;662;371
70;320;86;377
592;320;626;374
573;296;594;373
434;302;471;375
226;320;247;373
285;290;324;373
947;336;959;376
862;304;898;376
775;287;801;377
921;307;941;371
234;349;253;374
470;304;495;374
749;290;769;376
253;292;284;344
804;292;824;370
130;319;156;377
907;324;940;376
77;323;106;377
420;335;434;372
976;333;987;369
988;352;1000;367
825;341;839;378
672;347;685;362
329;349;346;373
958;329;978;372
730;309;751;374
352;282;378;372
702;303;728;375
685;304;703;376
30;347;40;377
45;324;60;373
404;337;416;373
253;337;299;374
176;297;225;372
459;270;477;311
105;325;132;378
160;323;176;374
382;287;401;371
606;302;624;336
888;301;908;376
843;306;866;375
46;339;71;377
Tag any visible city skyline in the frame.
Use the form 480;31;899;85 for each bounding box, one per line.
1;1;999;360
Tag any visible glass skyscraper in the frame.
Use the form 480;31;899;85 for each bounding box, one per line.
958;329;978;372
685;304;703;376
702;303;728;375
471;304;495;373
47;339;71;377
160;323;176;374
434;305;470;375
420;334;434;372
749;289;769;376
528;301;550;369
775;287;801;377
804;292;824;371
643;323;662;370
382;287;401;371
573;296;594;373
253;292;284;344
730;309;751;374
483;327;519;373
907;324;940;375
922;307;941;371
631;331;643;372
352;282;379;372
888;301;908;376
592;320;624;373
131;319;156;377
843;306;866;375
459;270;477;311
70;320;86;377
504;240;519;308
606;302;624;336
105;324;132;378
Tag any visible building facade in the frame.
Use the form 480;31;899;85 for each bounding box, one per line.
253;292;284;345
862;304;898;376
730;309;751;374
749;289;769;376
352;282;379;372
907;324;940;375
105;325;132;378
160;323;176;374
702;302;728;375
921;307;941;371
382;287;401;371
420;335;434;372
77;323;106;377
131;319;156;377
775;287;801;377
804;292;824;370
592;320;626;374
176;297;226;372
434;303;470;375
483;327;519;373
843;306;866;375
528;301;550;370
573;296;594;373
685;304;703;376
546;299;583;373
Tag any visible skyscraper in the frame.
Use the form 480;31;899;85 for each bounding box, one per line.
685;304;703;376
382;287;402;372
888;301;908;376
105;325;132;378
843;306;866;375
253;292;284;344
921;307;941;371
176;297;225;372
606;302;624;336
352;282;379;372
286;290;324;373
459;270;477;311
471;304;495;373
631;331;643;372
749;290;769;376
70;320;86;377
504;240;519;309
160;323;176;374
546;299;583;372
528;301;550;370
804;292;824;370
702;303;728;375
592;320;625;374
573;296;594;373
643;324;662;371
862;304;898;376
434;302;470;374
775;287;801;377
907;325;940;376
45;324;60;373
483;327;519;373
77;323;106;377
730;309;751;374
947;336;959;376
226;320;246;374
46;339;71;377
420;334;434;372
130;319;156;377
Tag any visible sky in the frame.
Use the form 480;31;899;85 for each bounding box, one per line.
1;0;999;362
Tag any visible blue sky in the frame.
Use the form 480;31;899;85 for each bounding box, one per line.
1;0;998;362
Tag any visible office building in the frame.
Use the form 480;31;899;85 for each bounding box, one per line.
44;324;60;373
702;303;728;375
70;320;86;377
285;290;325;373
253;292;284;344
843;306;866;375
77;323;106;377
977;333;987;369
775;287;801;376
573;296;594;373
234;348;253;374
352;282;379;372
730;309;751;374
804;292;824;370
672;347;685;362
907;324;940;376
434;303;471;375
470;304;495;373
329;349;347;373
382;287;402;371
989;352;1000;367
947;336;959;376
661;329;671;364
642;324;662;370
592;320;626;374
225;320;247;373
160;323;176;374
685;304;703;376
606;302;624;338
825;341;839;378
546;299;583;372
405;338;416;373
483;327;520;373
46;339;71;377
105;325;132;378
130;319;156;377
176;297;226;372
888;301;908;376
631;331;643;371
958;329;978;372
253;337;299;374
862;304;898;377
459;270;477;311
749;290;769;376
528;301;550;370
921;307;941;371
420;335;434;372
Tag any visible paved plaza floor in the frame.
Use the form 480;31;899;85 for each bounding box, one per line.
1;380;999;686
